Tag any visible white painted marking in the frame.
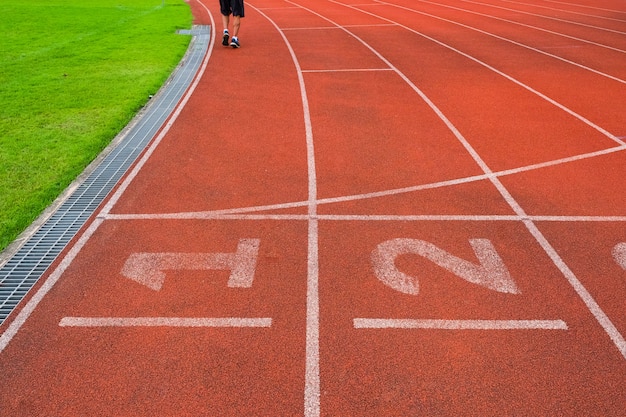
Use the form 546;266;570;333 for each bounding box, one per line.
59;317;272;327
105;212;626;223
121;239;260;291
389;0;626;84
529;216;626;222
414;0;626;54
523;220;626;358
372;238;519;295
106;212;310;220
544;0;626;15
302;68;393;73
305;220;321;417
613;243;626;271
459;0;626;35
102;145;624;220
354;318;568;330
499;0;626;23
250;4;321;416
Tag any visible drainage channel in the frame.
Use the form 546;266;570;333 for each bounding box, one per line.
0;25;211;325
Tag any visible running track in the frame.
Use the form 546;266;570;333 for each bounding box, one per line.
1;0;625;415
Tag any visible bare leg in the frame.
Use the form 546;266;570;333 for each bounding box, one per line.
232;15;241;37
222;14;230;33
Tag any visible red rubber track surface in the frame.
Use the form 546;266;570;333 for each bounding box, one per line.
1;0;625;415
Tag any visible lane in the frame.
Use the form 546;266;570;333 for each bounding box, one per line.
461;0;626;32
543;0;626;13
0;1;315;415
360;0;626;138
388;0;626;81
536;220;626;336
0;219;309;415
109;9;310;215
262;1;516;213
318;219;626;416
324;2;620;172
491;0;626;32
277;0;626;414
438;0;626;50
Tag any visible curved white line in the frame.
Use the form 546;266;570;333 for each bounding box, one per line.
409;0;626;54
500;0;626;23
104;143;624;218
460;0;626;35
246;4;321;416
378;0;626;84
544;0;626;16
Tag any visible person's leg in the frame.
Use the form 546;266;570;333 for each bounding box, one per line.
219;0;232;31
222;13;231;45
230;0;243;47
232;15;241;38
222;14;231;33
229;15;241;47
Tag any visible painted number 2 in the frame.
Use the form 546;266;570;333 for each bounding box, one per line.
371;238;519;296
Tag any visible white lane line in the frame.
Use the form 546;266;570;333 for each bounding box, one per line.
316;0;626;358
490;145;626;176
305;220;321;417
460;0;626;35
321;215;626;222
282;24;396;30
544;0;626;16
59;317;272;328
248;4;321;416
354;318;569;330
104;212;626;222
413;0;626;54
523;219;626;358
313;143;625;204
500;0;626;23
104;212;310;220
302;68;393;73
529;215;626;222
379;0;626;85
101;144;625;218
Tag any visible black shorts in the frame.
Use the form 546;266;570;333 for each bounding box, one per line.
220;0;244;17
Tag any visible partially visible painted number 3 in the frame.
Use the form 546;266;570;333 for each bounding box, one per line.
613;243;626;271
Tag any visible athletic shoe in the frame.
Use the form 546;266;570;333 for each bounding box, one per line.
222;31;229;46
230;37;240;48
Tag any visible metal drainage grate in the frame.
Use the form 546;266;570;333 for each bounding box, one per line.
0;25;211;325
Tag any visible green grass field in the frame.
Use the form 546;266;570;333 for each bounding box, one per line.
0;0;192;251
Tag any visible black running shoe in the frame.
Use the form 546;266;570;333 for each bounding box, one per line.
222;31;229;46
230;37;240;48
